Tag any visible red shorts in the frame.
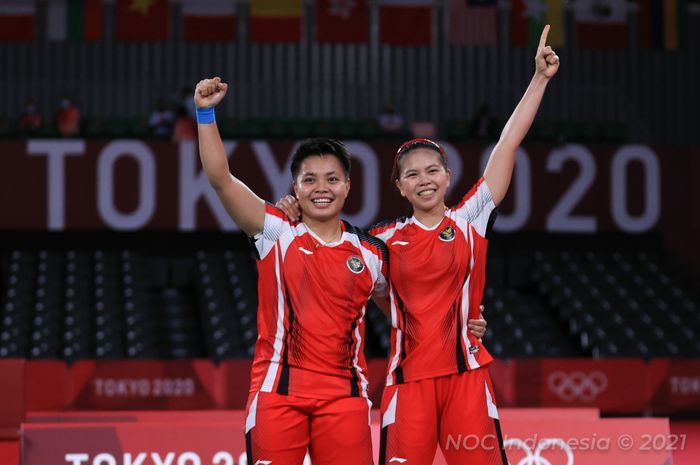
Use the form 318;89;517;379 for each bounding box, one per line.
379;368;507;465
245;391;374;465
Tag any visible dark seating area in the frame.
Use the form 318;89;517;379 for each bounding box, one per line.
1;234;698;361
532;249;700;358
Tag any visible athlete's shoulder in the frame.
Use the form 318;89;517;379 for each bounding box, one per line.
250;203;297;259
449;177;488;211
368;216;411;237
344;221;389;262
264;202;295;223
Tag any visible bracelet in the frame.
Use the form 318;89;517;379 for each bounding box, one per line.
196;107;216;125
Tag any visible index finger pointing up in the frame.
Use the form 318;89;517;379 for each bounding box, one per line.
538;24;550;50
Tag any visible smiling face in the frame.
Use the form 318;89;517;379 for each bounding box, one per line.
395;148;451;215
293;154;350;224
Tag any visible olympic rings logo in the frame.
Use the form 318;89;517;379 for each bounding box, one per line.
504;437;574;465
547;371;608;402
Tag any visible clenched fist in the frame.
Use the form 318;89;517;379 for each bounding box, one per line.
194;77;229;109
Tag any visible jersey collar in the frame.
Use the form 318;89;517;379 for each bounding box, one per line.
411;215;446;231
303;221;346;248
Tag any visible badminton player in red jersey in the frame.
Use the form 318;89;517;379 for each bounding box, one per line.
195;79;390;465
277;25;560;465
373;26;560;465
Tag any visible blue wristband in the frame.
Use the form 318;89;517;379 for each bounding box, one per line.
196;107;216;124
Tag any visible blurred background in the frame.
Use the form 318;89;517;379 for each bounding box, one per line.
0;1;699;464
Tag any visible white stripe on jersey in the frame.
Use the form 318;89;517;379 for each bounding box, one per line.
255;212;285;259
254;232;274;260
386;291;403;387
256;213;307;260
280;222;308;258
452;180;495;237
245;391;259;433
382;389;399;428
346;230;384;396
366;398;373;426
352;305;370;398
261;245;287;392
485;381;499;420
454;215;470;240
370;221;409;386
357;240;385;295
259;215;299;392
461;225;480;369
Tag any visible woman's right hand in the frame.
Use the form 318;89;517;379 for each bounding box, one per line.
275;194;302;222
535;25;559;80
194;77;228;109
468;304;488;342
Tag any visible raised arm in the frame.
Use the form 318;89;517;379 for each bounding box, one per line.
483;25;559;205
195;77;265;236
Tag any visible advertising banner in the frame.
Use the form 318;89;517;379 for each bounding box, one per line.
3;358;698;421
0;140;691;236
24;360;69;411
649;359;700;413
515;358;650;413
22;409;675;465
69;360;223;410
0;359;24;438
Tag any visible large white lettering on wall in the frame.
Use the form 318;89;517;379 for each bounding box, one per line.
610;145;660;232
479;144;532;232
179;141;239;231
27;140;85;230
546;144;597;232
8;140;667;233
97;141;156;230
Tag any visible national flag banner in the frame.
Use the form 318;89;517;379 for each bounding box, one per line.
47;0;103;42
511;0;564;48
249;0;303;43
316;0;369;43
638;0;688;50
182;0;236;42
449;0;499;46
116;0;170;41
0;1;36;42
379;0;432;46
574;0;628;48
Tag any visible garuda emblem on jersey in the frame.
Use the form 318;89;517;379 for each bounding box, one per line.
439;225;456;242
346;256;365;274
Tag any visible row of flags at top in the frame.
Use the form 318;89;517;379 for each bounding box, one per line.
0;0;693;50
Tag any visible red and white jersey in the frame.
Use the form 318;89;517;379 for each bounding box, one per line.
250;204;389;400
370;178;497;386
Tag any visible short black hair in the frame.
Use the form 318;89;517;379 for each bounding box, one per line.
290;138;351;180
